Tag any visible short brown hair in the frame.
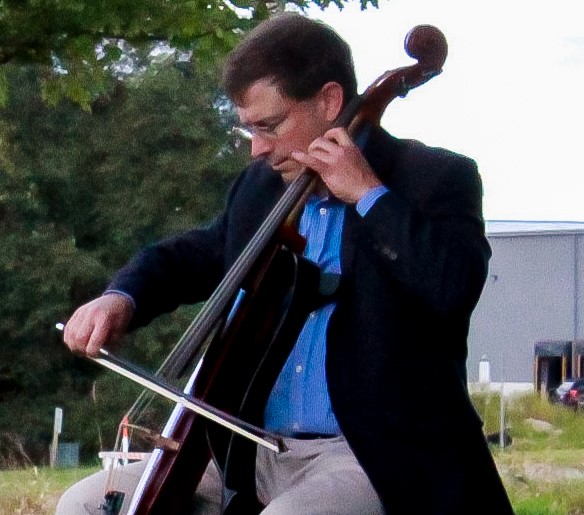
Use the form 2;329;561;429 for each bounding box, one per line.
222;13;357;106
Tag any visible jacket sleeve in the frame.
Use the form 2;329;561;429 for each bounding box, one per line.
107;168;255;329
107;214;227;329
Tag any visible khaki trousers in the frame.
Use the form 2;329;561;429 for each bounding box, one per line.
55;436;384;514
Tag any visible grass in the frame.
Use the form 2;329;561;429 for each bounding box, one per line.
495;448;584;514
0;466;99;515
476;391;584;514
2;393;584;514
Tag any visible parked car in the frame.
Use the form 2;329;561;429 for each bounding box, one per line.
549;378;584;408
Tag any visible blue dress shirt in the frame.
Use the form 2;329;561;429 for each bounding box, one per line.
264;185;388;436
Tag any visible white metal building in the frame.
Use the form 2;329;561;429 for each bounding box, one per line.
467;221;584;389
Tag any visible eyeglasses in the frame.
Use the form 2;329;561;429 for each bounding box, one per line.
232;111;290;141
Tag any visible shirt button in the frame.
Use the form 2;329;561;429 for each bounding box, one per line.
319;207;327;216
293;422;300;430
295;365;303;373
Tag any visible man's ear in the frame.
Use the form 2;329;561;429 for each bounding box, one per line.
318;82;344;122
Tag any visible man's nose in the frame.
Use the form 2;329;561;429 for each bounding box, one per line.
250;134;273;159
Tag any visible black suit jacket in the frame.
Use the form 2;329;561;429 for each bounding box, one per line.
110;128;513;513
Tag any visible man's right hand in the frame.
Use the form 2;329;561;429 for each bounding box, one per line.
63;293;134;357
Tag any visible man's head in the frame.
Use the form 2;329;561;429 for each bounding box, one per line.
222;13;358;181
222;13;357;107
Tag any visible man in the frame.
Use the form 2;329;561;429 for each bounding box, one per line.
58;12;513;515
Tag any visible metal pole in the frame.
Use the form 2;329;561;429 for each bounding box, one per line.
499;383;506;448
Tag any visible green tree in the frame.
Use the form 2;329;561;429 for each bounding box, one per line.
0;0;377;107
0;60;247;464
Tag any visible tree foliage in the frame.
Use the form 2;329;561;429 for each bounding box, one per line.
0;60;248;464
0;0;378;107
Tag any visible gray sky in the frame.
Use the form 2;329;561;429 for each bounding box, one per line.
309;0;584;221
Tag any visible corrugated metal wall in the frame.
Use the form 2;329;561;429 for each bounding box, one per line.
467;231;584;383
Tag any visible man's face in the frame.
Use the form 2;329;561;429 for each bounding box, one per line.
236;79;335;183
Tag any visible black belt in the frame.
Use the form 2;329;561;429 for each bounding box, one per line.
289;432;339;440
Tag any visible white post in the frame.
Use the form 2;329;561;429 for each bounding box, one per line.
50;407;63;468
479;355;491;385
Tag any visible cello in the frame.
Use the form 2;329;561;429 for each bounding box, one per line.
91;23;448;514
